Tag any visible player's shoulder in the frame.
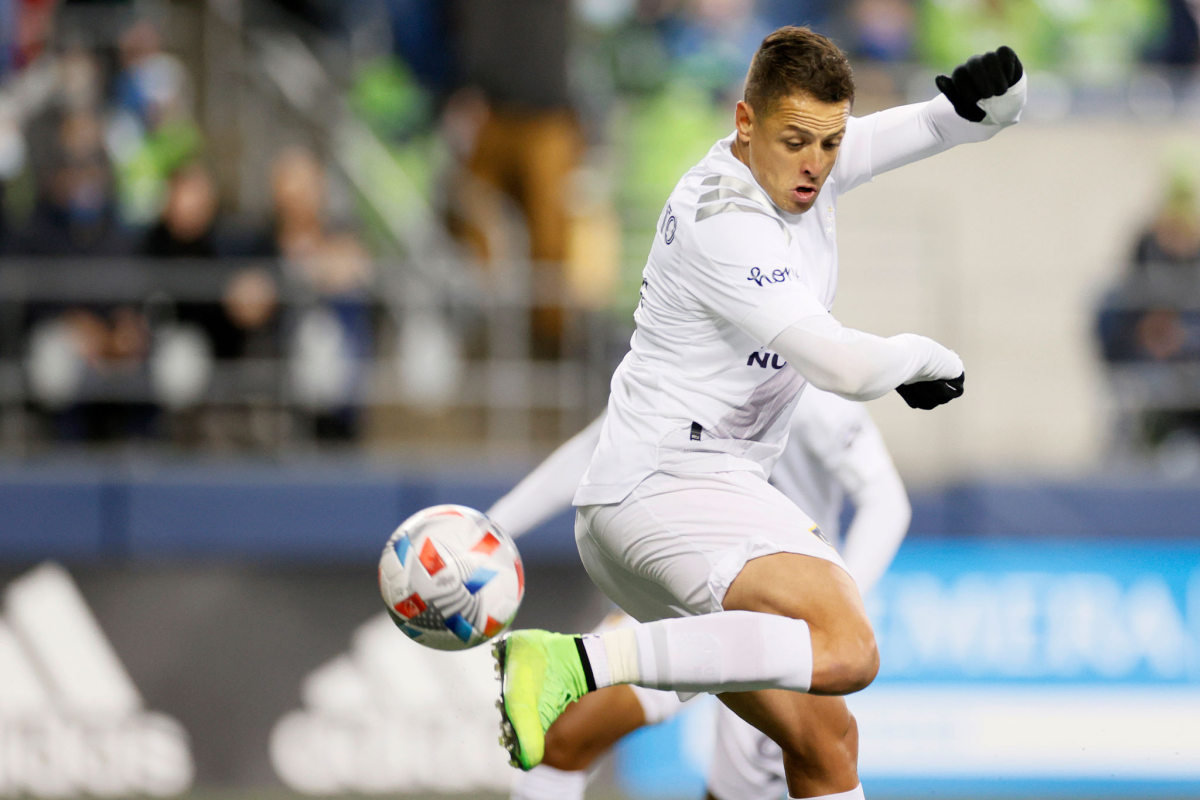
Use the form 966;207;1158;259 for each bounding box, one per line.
672;140;791;264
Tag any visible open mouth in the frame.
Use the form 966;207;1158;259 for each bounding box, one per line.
793;185;817;204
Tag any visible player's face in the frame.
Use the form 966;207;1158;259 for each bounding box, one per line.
733;92;850;214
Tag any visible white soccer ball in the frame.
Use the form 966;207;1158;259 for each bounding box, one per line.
378;505;524;651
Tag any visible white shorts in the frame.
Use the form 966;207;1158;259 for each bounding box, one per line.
575;470;846;622
708;703;787;800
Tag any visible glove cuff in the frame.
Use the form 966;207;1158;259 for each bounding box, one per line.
978;73;1027;127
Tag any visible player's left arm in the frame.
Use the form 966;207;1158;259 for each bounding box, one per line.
828;415;912;595
834;46;1026;191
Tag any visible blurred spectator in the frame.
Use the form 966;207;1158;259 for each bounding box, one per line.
267;146;373;440
1098;173;1200;364
852;0;916;61
271;145;326;260
457;0;582;357
142;162;281;364
142;162;218;259
1097;170;1200;454
662;0;772;93
291;230;374;440
108;19;202;225
1148;0;1200;66
1134;174;1200;271
13;108;128;255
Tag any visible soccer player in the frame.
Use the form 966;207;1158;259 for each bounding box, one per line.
485;387;910;800
495;28;1026;800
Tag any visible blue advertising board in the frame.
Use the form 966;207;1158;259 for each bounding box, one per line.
615;539;1200;798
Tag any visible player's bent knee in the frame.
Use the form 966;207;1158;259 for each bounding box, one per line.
814;627;879;694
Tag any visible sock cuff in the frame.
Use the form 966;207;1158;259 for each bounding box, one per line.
605;627;641;685
573;637;598;692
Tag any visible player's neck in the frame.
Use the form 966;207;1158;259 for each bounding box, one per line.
731;136;750;169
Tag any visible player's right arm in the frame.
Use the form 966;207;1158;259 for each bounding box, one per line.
688;194;964;409
768;315;962;404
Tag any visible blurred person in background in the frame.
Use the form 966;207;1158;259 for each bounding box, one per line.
850;0;916;61
1097;171;1200;366
456;0;582;358
266;145;374;441
1096;169;1200;456
1148;0;1200;66
107;18;202;225
291;229;374;441
14;103;153;440
1134;172;1200;271
662;0;772;93
142;162;281;362
270;144;327;261
142;161;288;448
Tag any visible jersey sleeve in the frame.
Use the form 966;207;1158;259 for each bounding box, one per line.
832;95;1006;196
687;211;828;346
830;114;877;195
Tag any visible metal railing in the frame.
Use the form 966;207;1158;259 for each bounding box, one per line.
0;256;624;452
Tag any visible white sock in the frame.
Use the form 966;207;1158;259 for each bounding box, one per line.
582;611;811;693
791;785;865;800
510;764;589;800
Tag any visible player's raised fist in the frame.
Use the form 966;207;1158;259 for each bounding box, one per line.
896;372;965;410
936;47;1026;125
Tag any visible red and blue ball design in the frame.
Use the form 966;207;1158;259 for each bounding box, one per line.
378;504;525;651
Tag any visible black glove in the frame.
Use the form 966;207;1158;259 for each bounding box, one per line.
896;372;965;410
935;47;1023;122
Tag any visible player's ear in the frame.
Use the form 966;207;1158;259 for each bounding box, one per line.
735;100;754;144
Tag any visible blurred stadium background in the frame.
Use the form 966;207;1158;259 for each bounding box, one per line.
0;0;1199;797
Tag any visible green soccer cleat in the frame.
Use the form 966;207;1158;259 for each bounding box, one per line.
493;629;595;770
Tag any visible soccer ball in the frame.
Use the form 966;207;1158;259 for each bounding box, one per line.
378;504;524;651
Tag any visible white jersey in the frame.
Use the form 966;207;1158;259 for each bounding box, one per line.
574;126;878;506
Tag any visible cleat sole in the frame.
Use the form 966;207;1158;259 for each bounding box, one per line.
492;637;524;769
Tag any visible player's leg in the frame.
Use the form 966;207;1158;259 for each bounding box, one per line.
496;472;876;770
706;699;787;800
723;550;878;698
712;691;860;798
572;483;877;697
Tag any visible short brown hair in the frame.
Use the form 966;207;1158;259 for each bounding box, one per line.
744;26;855;114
